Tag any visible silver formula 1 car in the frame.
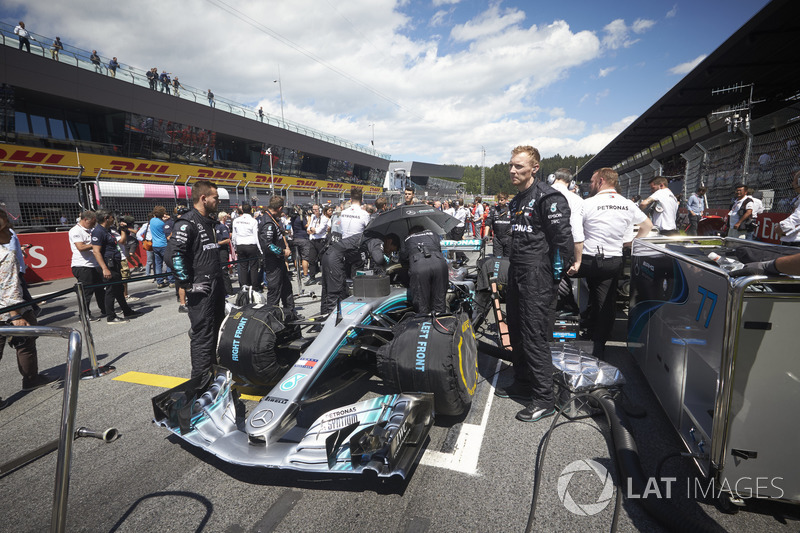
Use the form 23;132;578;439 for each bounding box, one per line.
152;239;485;479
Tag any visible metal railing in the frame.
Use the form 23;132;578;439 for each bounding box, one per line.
0;22;391;160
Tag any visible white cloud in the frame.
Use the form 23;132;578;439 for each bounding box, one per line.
432;0;460;6
4;0;640;165
602;18;654;50
666;4;678;18
595;88;610;104
450;4;526;42
668;54;707;75
430;9;451;27
632;18;655;34
598;66;616;78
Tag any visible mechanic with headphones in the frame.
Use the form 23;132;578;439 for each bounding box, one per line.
400;226;449;316
566;168;652;359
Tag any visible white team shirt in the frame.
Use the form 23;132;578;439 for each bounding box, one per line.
444;207;455;217
581;189;648;258
339;204;371;239
453;207;468;227
728;195;753;228
231;214;260;247
69;223;98;268
780;196;800;244
648;187;678;231
308;214;330;241
552;182;585;244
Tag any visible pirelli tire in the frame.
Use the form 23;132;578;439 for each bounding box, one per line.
217;304;301;387
376;312;478;416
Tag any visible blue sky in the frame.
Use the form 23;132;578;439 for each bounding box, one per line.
0;0;772;166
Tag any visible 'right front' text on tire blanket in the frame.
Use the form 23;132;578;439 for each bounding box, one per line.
376;312;478;416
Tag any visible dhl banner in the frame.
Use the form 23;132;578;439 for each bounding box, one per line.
0;143;384;194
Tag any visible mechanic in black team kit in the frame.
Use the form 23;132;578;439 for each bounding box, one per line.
320;232;399;315
400;226;448;316
258;196;296;313
487;191;512;257
495;145;574;423
166;181;225;379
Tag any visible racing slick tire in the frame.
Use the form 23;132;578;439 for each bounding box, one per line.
376;312;478;416
217;304;301;387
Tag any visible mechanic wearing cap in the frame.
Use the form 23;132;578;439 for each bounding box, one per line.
567;168;652;359
258;196;296;313
320;232;399;315
400;226;448;316
495;145;573;423
487;192;513;257
639;177;678;236
165;181;224;379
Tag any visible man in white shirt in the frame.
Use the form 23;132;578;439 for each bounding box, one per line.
14;21;30;53
443;200;455;217
339;187;371;239
639;177;678;235
231;203;263;290
69;210;107;320
306;204;329;285
779;170;800;247
727;184;754;239
747;187;764;240
567;168;653;358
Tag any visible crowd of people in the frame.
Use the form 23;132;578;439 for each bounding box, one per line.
4;146;800;417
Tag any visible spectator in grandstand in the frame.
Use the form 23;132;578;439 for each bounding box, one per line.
69;211;106;320
50;37;63;61
159;71;171;94
231;203;262;290
91;210;141;324
778;170;800;247
166;181;225;379
108;57;119;78
207;89;215;108
146;67;157;90
149;206;171;288
14;21;30;53
259;107;264;122
90;50;102;72
727;184;754;239
686;186;707;236
639;177;678;236
1;208;59;407
172;76;183;97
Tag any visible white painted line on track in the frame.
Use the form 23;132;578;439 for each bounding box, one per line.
418;357;504;475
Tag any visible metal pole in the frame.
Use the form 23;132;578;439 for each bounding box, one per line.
51;329;82;533
274;66;285;128
268;149;275;197
73;283;113;379
480;147;486;196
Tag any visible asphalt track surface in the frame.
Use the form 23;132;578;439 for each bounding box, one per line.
1;257;798;532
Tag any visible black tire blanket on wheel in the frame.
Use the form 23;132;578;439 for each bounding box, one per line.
217;304;301;387
376;312;478;416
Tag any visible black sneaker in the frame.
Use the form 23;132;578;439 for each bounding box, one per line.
304;277;317;286
88;314;104;322
107;317;129;324
22;373;58;392
516;404;556;423
178;305;188;313
0;397;8;410
494;383;533;401
123;310;143;318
